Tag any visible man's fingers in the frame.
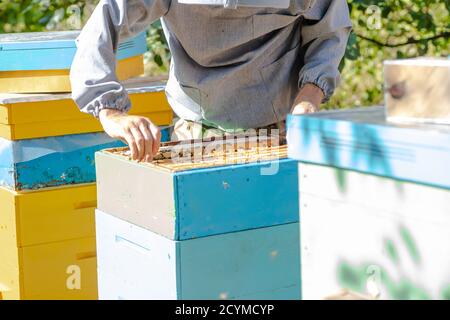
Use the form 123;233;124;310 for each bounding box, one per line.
124;129;138;161
149;124;161;157
292;102;318;115
130;125;146;161
139;122;154;162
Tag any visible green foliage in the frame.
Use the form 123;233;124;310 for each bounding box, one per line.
1;0;449;108
144;20;170;76
0;0;95;32
329;0;450;109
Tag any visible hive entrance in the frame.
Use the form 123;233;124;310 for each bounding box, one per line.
107;134;287;172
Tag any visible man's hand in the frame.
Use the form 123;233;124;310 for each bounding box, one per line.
291;83;325;115
99;109;161;162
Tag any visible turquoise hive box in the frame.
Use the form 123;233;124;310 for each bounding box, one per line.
0;31;146;71
287;106;450;189
95;141;301;300
287;106;450;300
0;129;170;191
96;210;300;300
0;31;147;93
96;142;299;240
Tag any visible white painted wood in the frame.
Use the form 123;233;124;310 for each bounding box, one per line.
96;210;179;300
299;163;450;225
299;163;450;300
96;210;301;300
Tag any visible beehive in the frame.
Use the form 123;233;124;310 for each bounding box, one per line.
287;106;450;189
0;128;170;191
96;210;300;300
0;184;97;300
96;137;299;240
0;31;147;93
95;137;301;299
287;106;450;300
0;77;173;140
385;58;450;124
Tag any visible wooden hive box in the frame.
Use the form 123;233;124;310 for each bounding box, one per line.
96;210;300;300
0;77;173;140
0;184;98;300
96;138;299;240
384;58;450;125
287;107;450;300
0;31;147;93
95;138;301;299
0;129;170;191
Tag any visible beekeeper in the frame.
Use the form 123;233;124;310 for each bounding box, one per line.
70;0;352;161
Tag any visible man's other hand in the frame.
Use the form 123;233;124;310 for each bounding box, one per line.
291;83;325;115
99;109;161;162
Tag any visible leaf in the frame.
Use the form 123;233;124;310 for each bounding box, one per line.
154;54;163;67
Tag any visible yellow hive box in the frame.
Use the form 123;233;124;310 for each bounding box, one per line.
0;55;144;94
0;76;173;140
0;184;98;300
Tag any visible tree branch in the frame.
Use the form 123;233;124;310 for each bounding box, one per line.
356;32;450;48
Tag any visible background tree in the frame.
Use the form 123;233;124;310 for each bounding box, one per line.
0;0;448;108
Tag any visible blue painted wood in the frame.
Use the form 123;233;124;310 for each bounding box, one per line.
0;128;170;190
0;32;147;71
0;140;14;188
96;151;299;240
174;159;299;240
96;210;301;300
287;106;450;189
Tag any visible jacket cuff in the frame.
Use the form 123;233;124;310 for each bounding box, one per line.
298;74;335;103
81;91;132;118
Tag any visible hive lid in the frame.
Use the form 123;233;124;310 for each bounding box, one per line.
287;106;450;189
0;76;167;105
0;31;147;71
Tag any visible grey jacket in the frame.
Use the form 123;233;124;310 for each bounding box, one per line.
70;0;352;130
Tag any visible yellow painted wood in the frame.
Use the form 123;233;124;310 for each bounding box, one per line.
0;105;7;123
0;237;97;300
0;184;96;247
0;55;144;94
0;185;98;300
0;189;21;300
0;261;21;300
2;111;172;140
4;91;170;124
0;110;172;140
115;55;145;82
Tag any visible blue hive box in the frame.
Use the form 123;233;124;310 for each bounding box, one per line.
96;209;301;300
287;106;450;189
95;141;301;300
0;129;170;191
287;106;450;299
96;142;299;240
0;31;147;71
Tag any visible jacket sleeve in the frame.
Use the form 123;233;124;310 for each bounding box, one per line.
70;0;171;117
298;0;352;102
